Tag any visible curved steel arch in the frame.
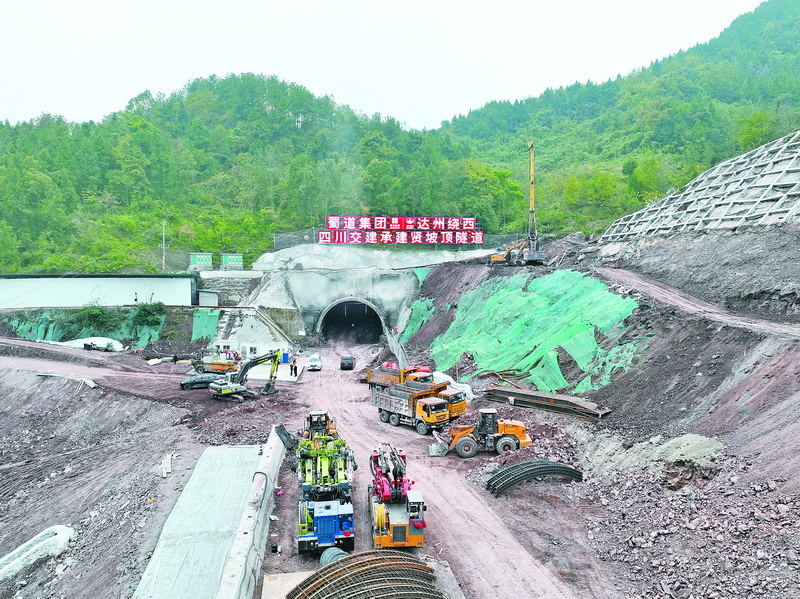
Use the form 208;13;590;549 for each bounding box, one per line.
315;296;386;333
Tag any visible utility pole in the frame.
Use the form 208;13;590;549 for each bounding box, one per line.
161;221;167;272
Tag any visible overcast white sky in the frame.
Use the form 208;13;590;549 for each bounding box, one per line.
1;0;766;130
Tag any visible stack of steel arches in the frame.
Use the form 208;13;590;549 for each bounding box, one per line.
486;459;583;496
286;550;446;599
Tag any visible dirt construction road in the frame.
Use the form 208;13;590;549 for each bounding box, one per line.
595;266;800;339
263;343;615;599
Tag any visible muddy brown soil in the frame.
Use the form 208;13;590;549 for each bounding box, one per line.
0;339;306;599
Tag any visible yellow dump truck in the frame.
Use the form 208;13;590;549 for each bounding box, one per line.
366;366;434;390
371;382;465;435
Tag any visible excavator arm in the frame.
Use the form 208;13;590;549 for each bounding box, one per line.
234;351;278;385
260;351;282;395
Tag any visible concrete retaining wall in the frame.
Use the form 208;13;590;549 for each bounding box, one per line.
200;272;263;306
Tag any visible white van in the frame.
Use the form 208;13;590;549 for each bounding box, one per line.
307;354;323;371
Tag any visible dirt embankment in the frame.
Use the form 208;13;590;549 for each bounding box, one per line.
567;228;800;321
398;252;800;598
0;339;305;599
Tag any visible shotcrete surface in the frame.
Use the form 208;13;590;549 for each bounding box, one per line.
252;244;492;271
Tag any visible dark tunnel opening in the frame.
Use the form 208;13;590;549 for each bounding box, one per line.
320;301;384;344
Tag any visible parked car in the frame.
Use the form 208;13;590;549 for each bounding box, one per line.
340;356;355;370
307;355;323;371
180;373;222;390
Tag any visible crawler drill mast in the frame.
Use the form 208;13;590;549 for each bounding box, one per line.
489;142;546;266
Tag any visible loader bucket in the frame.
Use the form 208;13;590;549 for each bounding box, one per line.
428;430;449;457
428;443;449;457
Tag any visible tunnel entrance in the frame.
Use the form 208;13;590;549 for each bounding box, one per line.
320;301;384;344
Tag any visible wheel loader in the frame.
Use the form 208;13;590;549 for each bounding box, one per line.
430;408;532;458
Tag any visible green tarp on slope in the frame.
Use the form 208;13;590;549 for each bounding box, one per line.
9;311;70;341
192;309;221;342
428;270;640;392
400;298;435;344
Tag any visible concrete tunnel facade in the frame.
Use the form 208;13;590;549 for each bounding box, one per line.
317;297;386;331
243;267;422;342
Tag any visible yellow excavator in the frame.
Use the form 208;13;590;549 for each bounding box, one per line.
207;351;280;401
489;142;546;266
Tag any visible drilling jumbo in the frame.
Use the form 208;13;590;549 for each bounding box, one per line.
368;443;427;549
489;142;546;266
295;414;358;554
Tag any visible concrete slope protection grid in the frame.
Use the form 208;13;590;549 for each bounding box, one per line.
411;270;640;393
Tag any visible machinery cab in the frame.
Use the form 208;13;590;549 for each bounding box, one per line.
477;408;499;439
406;370;434;384
305;410;338;439
439;388;467;418
416;398;450;424
406;489;426;521
522;239;546;265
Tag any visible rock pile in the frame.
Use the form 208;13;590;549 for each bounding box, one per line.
580;457;800;598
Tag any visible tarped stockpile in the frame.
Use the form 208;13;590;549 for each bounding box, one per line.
132;446;263;599
428;270;640;393
192;309;221;342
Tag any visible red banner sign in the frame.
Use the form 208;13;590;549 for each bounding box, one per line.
319;216;483;245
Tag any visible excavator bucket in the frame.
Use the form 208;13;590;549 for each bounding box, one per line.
428;430;449;457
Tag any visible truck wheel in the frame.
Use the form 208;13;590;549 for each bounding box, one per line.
388;413;400;427
379;410;390;423
415;421;428;435
195;365;205;373
496;436;518;455
455;437;479;458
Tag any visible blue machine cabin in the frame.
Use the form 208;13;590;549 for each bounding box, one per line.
297;500;355;554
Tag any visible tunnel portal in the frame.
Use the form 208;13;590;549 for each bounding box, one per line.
319;300;384;344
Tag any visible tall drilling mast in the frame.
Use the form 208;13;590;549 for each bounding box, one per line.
527;141;538;248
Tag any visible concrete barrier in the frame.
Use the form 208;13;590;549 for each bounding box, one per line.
215;428;287;599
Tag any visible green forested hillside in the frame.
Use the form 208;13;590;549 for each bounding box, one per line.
0;0;798;273
445;0;800;234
